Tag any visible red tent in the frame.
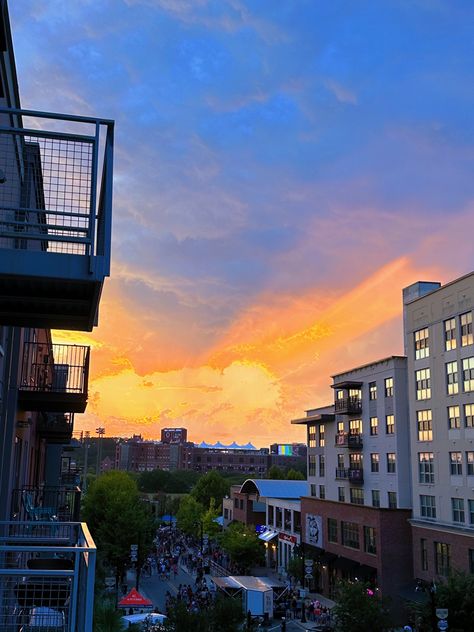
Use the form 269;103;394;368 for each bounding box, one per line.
118;588;153;609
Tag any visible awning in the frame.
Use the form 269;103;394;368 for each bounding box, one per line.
258;529;278;542
118;588;153;608
316;551;337;564
332;556;359;572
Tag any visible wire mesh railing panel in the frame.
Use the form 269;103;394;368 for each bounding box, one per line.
11;488;81;523
19;343;89;394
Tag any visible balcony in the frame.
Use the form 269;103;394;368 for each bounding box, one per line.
11;486;81;522
37;413;75;443
334;396;362;415
335;432;363;449
0;521;95;631
18;343;89;413
0;108;114;331
335;468;364;484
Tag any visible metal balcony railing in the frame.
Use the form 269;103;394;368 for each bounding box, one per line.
11;487;82;523
335;467;364;483
0;108;114;331
0;521;96;632
334;396;362;415
335;432;363;448
18;343;89;413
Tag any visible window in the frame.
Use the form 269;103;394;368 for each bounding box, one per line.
446;361;459;395
341;521;359;549
371;453;379;473
452;498;465;523
463;357;474;392
415;328;430;359
337;421;344;433
465;404;474;428
386;414;395;434
416;368;431;400
372;490;380;508
461;312;473;347
370;417;378;436
349;419;362;435
386;453;396;473
469;500;474;525
450;452;462;475
418;452;434;484
308;455;317;477
469;549;474;574
435;542;451;576
444;318;457;351
308;425;316;448
310;484;317;497
319;424;325;447
268;505;274;524
417;410;433;441
319;454;325;477
369;382;377;400
420;495;436;518
350;453;362;470
448;405;461;429
364;526;377;555
385;377;394;397
338;487;345;502
319;485;326;500
337;454;345;469
421;538;428;571
388;491;397;509
350;488;364;505
328;518;338;543
467;452;474;476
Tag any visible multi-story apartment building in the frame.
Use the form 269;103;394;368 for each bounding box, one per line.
0;2;114;630
403;274;474;582
294;356;413;604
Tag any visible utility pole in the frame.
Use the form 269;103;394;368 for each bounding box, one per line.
83;431;90;492
96;427;105;476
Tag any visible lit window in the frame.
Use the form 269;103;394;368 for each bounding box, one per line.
370;453;379;473
370;417;378;436
467;452;474;476
446;361;459;395
308;425;316;448
369;382;377;400
384;377;394;397
386;453;396;473
420;494;436;518
462;357;474;392
414;328;430;360
418;452;434;484
465;404;474;428
444;318;457;351
450;451;462;475
417;409;432;441
319;424;325;447
452;497;465;523
386;414;395;434
416;368;431;400
337;454;344;469
461;312;473;347
448;405;460;429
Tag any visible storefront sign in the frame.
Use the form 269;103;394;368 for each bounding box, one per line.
305;514;323;547
278;532;297;544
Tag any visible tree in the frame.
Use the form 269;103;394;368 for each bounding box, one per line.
267;465;286;480
176;494;204;536
409;572;474;632
191;471;229;509
82;471;155;588
286;468;305;480
220;522;264;572
160;597;243;632
93;598;126;632
332;580;391;632
201;498;222;539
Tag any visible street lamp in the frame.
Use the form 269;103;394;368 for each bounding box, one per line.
96;427;105;476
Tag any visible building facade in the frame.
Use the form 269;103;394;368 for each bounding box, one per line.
294;356;414;603
403;274;474;581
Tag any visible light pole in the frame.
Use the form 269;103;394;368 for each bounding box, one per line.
96;427;105;476
83;431;90;492
300;541;307;623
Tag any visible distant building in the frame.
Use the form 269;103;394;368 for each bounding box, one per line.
161;427;188;444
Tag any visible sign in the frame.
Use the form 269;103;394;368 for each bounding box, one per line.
305;573;313;580
305;514;323;548
278;532;297;545
437;620;448;631
436;609;448;620
304;559;313;566
130;544;138;552
105;577;115;588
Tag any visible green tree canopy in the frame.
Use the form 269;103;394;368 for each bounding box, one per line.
138;469;201;494
176;494;204;536
332;580;391;632
267;465;286;480
82;471;155;583
219;522;264;572
191;471;229;509
201;498;222;539
160;596;243;632
286;468;305;480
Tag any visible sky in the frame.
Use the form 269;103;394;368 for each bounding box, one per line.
9;0;474;447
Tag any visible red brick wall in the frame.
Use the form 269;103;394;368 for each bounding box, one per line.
412;524;474;582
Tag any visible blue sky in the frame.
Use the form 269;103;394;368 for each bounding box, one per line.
10;0;474;443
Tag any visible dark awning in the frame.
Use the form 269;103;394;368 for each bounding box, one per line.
332;556;359;572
